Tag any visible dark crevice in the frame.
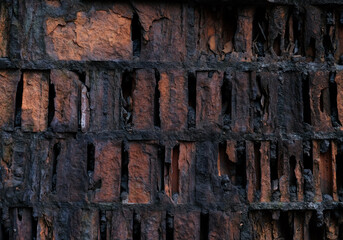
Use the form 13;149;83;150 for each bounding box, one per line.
154;69;161;128
279;212;292;240
158;145;165;192
221;72;232;127
99;210;107;240
236;141;247;188
121;71;135;128
131;13;142;57
200;212;209;240
48;78;55;127
187;72;196;129
133;212;141;240
302;74;311;125
337;142;343;201
166;211;174;240
87;143;95;172
32;215;38;240
329;72;342;127
309;213;324;240
17;208;22;221
14;73;23;128
292;7;304;55
273;34;281;56
171;144;180;195
254;142;261;192
270;142;279;198
307;37;316;60
52;142;61;193
120;142;129;196
289;156;298;201
253;7;268;57
303;141;313;171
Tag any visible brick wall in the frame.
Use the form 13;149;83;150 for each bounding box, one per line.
1;0;343;239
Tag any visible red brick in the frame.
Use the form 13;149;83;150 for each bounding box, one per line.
0;70;20;130
141;211;163;239
196;71;223;130
132;69;156;130
50;69;83;132
209;211;241;240
45;4;132;60
21;71;49;132
159;70;188;131
107;209;133;240
128;142;158;204
92;140;121;202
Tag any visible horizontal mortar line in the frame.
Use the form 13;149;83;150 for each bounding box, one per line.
0;59;339;72
249;202;343;211
3;130;343;141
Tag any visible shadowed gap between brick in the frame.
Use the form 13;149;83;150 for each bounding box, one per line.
289;155;298;201
133;212;141;240
32;215;38;240
154;69;161;127
52;142;61;193
292;8;304;55
302;74;311;125
279;212;292;239
187;72;196;129
171;144;180;195
166;211;174;240
159;145;165;192
254;142;261;192
303;141;313;172
200;212;209;240
309;213;324;240
236;141;247;188
131;13;142;57
253;7;268;57
320;140;333;197
48;73;55;127
270;141;279;194
120;142;129;196
14;72;23;128
99;210;107;240
74;71;87;131
336;147;343;201
218;141;231;177
307;37;316;61
87;143;95;172
221;73;232;127
329;72;342;127
121;71;135;128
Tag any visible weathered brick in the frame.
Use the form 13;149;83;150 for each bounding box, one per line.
0;70;20;130
107;209;133;240
0;3;9;57
128;142;158;204
132;69;156;130
134;2;187;62
196;71;223;130
89;70;120;132
174;211;200;240
234;7;254;60
10;208;33;240
91;140;121;202
159;70;188;131
21;71;49;132
45;4;132;60
50;69;83;132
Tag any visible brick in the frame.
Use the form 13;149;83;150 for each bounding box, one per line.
0;3;9;57
132;69;156;130
21;71;49;132
335;71;343;127
10;208;33;240
141;211;163;239
0;70;20;130
159;70;188;131
196;71;223;130
234;7;254;60
260;141;271;202
134;3;187;62
50;69;83;132
309;71;332;132
231;71;253;133
165;142;196;203
69;209;99;240
174;211;200;240
89;70;120;132
107;209;133;240
128;142;158;204
92;140;121;202
55;139;87;202
45;5;132;60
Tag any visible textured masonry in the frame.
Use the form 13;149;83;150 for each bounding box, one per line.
2;0;343;239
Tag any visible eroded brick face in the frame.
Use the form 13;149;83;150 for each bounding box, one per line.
2;0;343;239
